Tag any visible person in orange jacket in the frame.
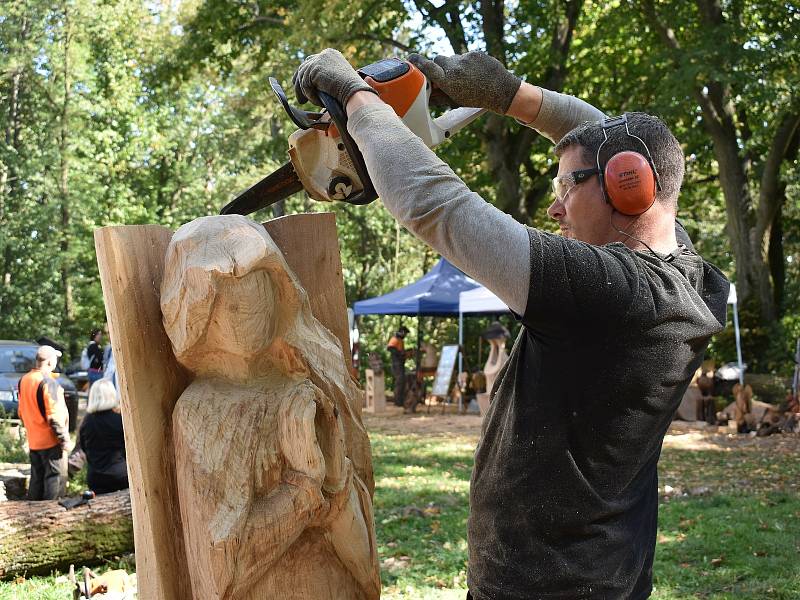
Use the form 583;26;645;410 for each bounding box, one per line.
17;345;70;500
387;326;412;407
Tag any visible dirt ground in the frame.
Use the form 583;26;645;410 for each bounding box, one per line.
363;405;800;456
363;403;483;435
663;422;800;454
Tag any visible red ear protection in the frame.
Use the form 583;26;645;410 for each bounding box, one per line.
597;115;662;216
604;151;657;215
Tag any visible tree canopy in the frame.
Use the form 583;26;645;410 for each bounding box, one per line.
1;0;798;373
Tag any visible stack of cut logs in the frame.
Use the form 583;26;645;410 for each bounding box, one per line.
753;392;800;436
719;383;800;436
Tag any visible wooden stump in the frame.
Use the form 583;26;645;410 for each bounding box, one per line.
0;464;29;501
0;490;133;579
365;369;386;414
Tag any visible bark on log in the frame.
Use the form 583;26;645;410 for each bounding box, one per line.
0;490;133;579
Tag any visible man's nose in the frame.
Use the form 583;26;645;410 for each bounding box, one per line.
547;197;564;220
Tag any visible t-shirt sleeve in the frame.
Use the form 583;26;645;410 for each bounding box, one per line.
45;380;59;416
522;229;640;332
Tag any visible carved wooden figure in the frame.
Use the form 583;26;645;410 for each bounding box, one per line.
160;215;380;600
483;322;510;396
733;382;754;431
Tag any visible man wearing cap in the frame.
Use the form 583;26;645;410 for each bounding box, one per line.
18;345;70;500
387;326;411;408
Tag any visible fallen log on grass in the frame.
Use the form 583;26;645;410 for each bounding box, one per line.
0;489;133;579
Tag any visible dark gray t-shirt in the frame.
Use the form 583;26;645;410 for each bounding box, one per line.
468;228;729;600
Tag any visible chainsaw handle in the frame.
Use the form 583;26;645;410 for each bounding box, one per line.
318;91;378;205
270;77;325;131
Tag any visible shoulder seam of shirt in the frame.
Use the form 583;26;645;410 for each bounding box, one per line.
610;245;644;324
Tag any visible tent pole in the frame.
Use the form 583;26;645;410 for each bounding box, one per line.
416;312;421;381
458;310;463;375
793;338;800;399
733;300;743;385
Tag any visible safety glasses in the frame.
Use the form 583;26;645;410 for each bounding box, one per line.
551;167;600;201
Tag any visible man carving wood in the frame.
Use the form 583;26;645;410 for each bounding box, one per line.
160;215;380;600
291;49;730;599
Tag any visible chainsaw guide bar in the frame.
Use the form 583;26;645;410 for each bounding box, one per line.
220;161;303;216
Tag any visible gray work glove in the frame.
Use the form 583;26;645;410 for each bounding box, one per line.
407;52;522;114
292;48;378;108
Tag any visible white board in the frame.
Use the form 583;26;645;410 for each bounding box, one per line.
432;345;459;397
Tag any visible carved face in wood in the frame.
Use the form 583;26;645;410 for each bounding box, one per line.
203;270;277;355
161;215;303;375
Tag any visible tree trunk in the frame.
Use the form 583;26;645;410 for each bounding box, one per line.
0;490;133;579
710;129;776;320
765;124;799;314
0;15;29;323
58;2;76;353
635;0;798;324
411;0;583;222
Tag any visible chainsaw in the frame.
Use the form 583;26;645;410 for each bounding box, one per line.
220;57;486;216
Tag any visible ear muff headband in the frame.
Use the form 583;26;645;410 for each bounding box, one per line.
596;114;663;216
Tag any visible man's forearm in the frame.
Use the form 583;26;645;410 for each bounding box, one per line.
506;82;605;143
346;94;530;315
48;417;69;447
506;82;543;124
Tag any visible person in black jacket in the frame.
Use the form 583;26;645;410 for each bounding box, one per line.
79;378;128;494
85;328;105;388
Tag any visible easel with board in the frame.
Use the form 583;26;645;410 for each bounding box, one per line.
427;344;460;413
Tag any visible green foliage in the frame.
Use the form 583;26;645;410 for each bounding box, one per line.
0;424;28;463
66;463;88;496
0;577;73;600
0;0;797;372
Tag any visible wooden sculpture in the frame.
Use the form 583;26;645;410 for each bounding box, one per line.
95;213;375;599
160;215;379;600
484;323;510;396
476;323;509;416
733;382;754;431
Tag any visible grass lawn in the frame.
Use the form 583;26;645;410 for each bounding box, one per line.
2;414;798;599
370;414;800;600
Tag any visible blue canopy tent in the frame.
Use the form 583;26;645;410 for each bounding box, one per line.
353;258;508;404
353;257;481;316
354;258;477;407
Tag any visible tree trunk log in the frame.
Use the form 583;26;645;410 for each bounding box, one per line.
0;489;133;579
